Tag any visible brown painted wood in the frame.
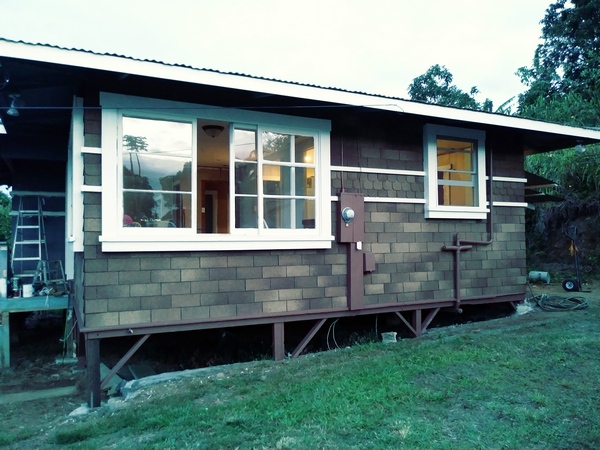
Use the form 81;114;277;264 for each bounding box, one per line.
291;318;327;358
86;338;101;408
100;334;150;391
273;323;285;361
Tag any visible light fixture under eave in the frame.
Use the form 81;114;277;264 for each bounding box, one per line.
202;124;224;138
0;117;6;134
7;94;21;117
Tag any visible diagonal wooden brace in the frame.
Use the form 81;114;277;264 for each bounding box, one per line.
395;308;441;337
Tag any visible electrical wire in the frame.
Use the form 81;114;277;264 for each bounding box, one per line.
326;319;340;350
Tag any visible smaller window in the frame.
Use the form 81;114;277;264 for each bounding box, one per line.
424;124;486;219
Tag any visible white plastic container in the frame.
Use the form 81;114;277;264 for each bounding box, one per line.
528;271;550;284
22;284;35;298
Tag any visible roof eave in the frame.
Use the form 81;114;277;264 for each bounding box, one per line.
2;38;600;148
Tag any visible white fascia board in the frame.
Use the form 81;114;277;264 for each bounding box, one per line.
3;40;600;142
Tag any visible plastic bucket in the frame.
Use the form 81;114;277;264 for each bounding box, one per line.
381;331;397;343
22;284;35;298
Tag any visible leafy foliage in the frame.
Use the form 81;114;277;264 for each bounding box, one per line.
517;0;600;126
0;191;11;243
408;64;493;111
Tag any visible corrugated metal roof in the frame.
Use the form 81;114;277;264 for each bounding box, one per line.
0;37;388;99
1;37;600;146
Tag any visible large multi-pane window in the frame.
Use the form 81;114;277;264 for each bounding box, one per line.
423;124;486;219
101;93;331;251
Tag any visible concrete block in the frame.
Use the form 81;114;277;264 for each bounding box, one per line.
119;310;151;325
85;272;119;287
151;308;181;323
141;296;172;310
85;312;119;328
209;304;236;318
151;270;181;283
161;282;191;295
172;294;200;308
181;306;210;320
108;297;141;312
262;301;287;314
130;283;161;297
170;257;200;269
97;284;130;299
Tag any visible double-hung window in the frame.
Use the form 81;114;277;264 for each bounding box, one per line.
99;93;332;252
423;124;487;219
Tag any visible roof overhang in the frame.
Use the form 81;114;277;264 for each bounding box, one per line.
1;38;600;155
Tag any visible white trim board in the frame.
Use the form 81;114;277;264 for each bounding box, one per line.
2;39;600;143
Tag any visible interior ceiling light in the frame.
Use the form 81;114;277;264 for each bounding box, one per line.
202;124;224;138
7;94;21;117
0;117;6;134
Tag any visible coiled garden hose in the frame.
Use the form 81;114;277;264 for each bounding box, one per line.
533;294;588;312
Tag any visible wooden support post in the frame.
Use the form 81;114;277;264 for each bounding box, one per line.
412;309;423;336
0;311;9;368
272;322;285;361
86;337;101;408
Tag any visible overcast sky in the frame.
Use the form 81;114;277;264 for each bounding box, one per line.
0;0;552;108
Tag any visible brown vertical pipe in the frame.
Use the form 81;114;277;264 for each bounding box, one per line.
347;243;364;310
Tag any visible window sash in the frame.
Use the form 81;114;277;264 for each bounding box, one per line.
424;124;486;219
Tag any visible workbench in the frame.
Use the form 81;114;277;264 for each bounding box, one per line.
0;295;69;368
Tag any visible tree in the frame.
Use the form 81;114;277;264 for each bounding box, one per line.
123;135;148;175
517;0;600;126
408;64;493;111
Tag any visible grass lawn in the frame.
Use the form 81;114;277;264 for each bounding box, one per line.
2;290;600;449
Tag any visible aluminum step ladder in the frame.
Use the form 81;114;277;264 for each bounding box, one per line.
33;259;69;295
11;196;48;285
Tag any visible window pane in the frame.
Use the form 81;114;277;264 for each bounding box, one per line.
297;199;315;229
264;198;316;229
123;117;193;159
439;186;475;206
235;162;257;195
123;192;192;228
234;129;257;161
295;167;312;196
263;166;292;195
295;136;314;163
263;132;291;162
264;198;292;228
235;197;258;228
123;155;192;191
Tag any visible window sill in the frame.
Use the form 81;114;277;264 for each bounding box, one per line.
99;235;335;252
425;208;488;220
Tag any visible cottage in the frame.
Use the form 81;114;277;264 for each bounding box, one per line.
1;39;599;406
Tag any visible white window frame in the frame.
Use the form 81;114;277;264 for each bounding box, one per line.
423;124;487;219
99;93;332;252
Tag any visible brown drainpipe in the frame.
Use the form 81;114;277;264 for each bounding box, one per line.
442;144;494;311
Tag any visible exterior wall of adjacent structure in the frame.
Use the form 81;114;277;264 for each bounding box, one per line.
78;105;527;330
